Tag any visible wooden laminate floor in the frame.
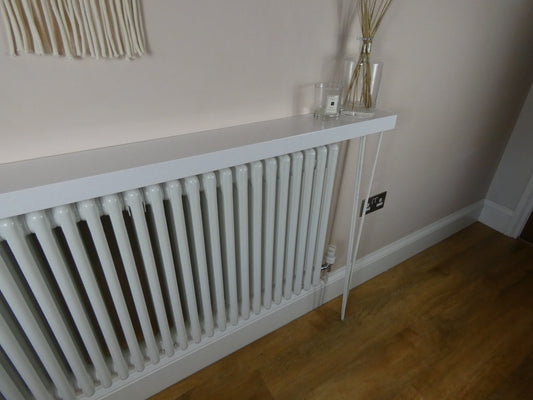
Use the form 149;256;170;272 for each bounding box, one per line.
151;223;533;400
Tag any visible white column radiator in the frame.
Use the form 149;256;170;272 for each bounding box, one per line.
0;146;340;400
0;112;396;400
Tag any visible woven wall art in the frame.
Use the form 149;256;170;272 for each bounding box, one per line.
0;0;145;59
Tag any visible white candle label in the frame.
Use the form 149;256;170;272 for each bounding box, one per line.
325;95;339;114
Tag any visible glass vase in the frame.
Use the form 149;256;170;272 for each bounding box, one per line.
341;39;383;117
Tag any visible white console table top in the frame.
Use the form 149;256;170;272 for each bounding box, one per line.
0;111;396;219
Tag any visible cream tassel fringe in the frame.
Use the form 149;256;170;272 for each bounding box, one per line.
0;0;145;58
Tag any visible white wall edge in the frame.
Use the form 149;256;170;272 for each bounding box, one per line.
508;173;533;238
97;200;483;400
479;199;515;236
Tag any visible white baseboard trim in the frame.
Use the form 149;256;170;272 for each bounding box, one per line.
350;200;484;287
98;200;483;400
478;199;515;236
508;174;533;238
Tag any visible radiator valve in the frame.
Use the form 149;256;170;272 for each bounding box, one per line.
321;244;336;272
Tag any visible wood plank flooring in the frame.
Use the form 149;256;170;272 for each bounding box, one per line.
150;223;533;400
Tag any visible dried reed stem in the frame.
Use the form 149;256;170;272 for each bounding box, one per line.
344;0;392;110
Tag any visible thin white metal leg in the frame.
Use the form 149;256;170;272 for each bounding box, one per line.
341;131;384;320
341;138;366;319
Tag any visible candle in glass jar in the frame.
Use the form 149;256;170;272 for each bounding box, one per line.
314;83;340;119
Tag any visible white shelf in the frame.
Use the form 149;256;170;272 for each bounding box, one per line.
0;111;396;219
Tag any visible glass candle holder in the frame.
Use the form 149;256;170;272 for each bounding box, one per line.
314;83;341;119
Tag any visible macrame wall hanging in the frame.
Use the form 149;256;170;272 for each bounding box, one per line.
0;0;145;59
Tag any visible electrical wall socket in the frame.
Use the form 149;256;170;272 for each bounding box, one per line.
360;191;387;216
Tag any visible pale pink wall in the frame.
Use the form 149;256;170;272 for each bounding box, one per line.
0;1;337;163
1;1;532;263
331;0;533;260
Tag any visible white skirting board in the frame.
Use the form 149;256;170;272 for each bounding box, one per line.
98;200;484;400
480;176;533;238
478;199;515;237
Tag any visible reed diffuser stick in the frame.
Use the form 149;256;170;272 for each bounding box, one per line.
344;0;393;111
